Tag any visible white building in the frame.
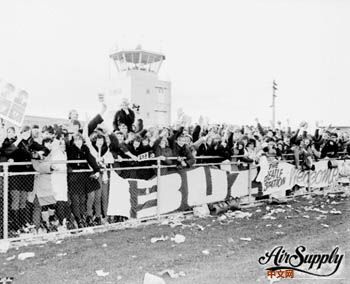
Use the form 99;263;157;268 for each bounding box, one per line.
109;46;171;127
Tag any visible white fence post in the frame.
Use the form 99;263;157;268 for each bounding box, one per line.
248;163;252;204
3;163;9;239
307;169;311;196
156;157;161;219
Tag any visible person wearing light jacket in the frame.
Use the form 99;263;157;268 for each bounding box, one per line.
50;137;70;229
28;138;56;231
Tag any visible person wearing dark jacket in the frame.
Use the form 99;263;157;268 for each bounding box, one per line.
205;134;231;165
321;133;339;158
127;135;145;179
154;138;174;175
113;99;135;132
172;134;195;169
2;126;35;231
66;133;100;227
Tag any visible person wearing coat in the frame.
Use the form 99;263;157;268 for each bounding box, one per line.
172;134;195;169
113;99;135;132
66;133;100;228
2;126;35;231
84;131;114;225
28;138;57;231
154;138;174;175
50;137;70;228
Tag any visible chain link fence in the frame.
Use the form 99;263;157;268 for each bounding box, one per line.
1;155;348;240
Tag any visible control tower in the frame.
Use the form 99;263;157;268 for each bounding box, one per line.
109;45;171;127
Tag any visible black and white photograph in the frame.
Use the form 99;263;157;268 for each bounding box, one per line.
0;1;349;283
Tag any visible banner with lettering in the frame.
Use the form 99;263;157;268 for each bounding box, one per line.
257;160;342;195
107;162;349;219
138;152;150;161
289;160;339;189
107;166;249;219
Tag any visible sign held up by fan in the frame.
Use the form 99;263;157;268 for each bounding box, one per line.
0;79;29;126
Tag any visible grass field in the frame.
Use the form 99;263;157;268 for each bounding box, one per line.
0;193;349;284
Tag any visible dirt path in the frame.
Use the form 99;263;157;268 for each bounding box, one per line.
1;195;349;284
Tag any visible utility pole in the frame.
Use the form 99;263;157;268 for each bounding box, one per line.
271;80;278;129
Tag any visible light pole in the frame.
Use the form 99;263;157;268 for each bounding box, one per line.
271;80;278;129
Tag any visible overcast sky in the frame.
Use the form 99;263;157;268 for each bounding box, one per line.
0;0;349;128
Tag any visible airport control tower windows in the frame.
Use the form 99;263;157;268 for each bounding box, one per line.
110;48;165;74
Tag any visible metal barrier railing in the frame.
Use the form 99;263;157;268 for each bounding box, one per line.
0;153;348;240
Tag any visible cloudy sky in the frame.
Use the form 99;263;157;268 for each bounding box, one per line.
0;0;349;128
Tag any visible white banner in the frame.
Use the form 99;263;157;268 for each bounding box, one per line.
257;160;341;195
107;166;250;219
0;80;29;126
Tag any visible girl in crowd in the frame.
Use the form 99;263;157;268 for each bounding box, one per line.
2;126;35;232
28;138;56;231
84;131;114;225
66;133;100;228
50;136;71;230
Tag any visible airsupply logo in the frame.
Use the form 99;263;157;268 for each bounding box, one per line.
258;245;344;279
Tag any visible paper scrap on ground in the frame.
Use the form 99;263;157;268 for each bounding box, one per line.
0;240;10;254
96;270;109;277
143;273;166;284
240;237;252;241
57;253;67;257
217;215;227;221
18;252;35;260
262;214;276;220
151;235;169;243
6;255;16;261
171;234;185;244
202;250;210;255
158;269;186;279
226;211;252;219
330;209;342;215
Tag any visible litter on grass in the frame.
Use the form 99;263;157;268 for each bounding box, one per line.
18;252;35;260
171;234;185;244
57;253;67;257
330;209;342;215
240;237;252;242
95;270;109;277
0;240;10;254
144;273;166;284
262;214;276;220
151;235;169;243
158;269;186;279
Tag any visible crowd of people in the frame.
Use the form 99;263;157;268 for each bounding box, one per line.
0;99;349;236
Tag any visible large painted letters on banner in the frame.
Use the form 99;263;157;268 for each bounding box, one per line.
107;161;349;220
257;160;341;195
107;166;249;219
